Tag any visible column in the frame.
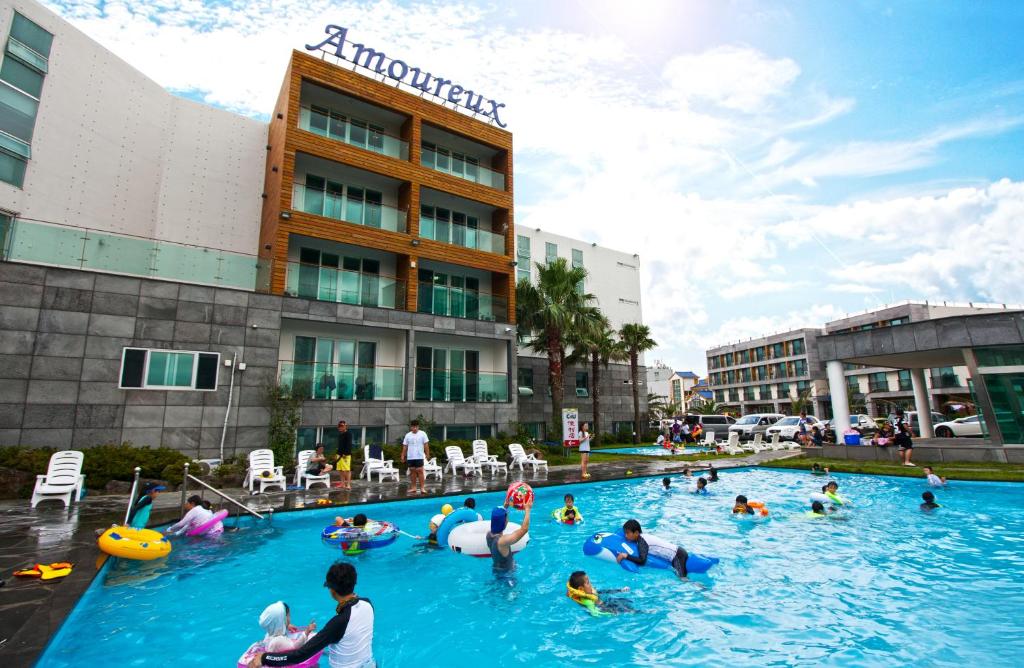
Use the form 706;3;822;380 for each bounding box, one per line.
961;348;1003;445
909;368;934;438
826;361;849;437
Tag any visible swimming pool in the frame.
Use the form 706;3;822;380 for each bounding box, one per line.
39;469;1024;667
599;445;701;456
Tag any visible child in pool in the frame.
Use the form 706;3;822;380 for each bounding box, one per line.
732;495;754;515
810;463;830;476
692;477;709;495
258;601;316;653
923;467;947;487
553;494;584;524
662;477;672;491
807;500;828;517
920;491;941;511
415;514;446;546
567;570;632;616
333;513;368;528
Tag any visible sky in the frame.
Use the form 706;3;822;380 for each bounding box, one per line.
43;0;1024;375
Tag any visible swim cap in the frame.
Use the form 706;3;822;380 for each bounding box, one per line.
490;507;508;534
441;504;454;516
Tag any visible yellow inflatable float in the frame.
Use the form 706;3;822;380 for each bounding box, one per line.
98;526;172;561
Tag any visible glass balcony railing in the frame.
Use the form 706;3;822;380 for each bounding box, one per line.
868;381;891;393
291;183;406;233
931;373;962;389
299;105;408;160
416;282;508;322
419;217;505;254
420;147;505;190
279;362;404;401
285;261;405;309
414;369;509;402
1;218;270;291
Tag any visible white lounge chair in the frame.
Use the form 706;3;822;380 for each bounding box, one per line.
722;433;744;455
408;456;443;481
768;433;786;451
30;450;86;508
700;431;716;449
508;443;549;472
445;446;482;476
295;449;331;490
748;433;768;453
472;439;508;476
360;445;399;482
246;449;286;494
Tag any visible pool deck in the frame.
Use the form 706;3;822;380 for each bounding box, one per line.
0;449;797;666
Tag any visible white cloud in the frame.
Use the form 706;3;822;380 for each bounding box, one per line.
662;45;800;113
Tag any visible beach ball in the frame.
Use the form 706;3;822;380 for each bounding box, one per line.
505;482;534;510
441;504;454;516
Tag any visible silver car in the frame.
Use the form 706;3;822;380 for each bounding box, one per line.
728;413;785;441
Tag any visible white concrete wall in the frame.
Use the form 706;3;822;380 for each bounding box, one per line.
646;361;673;400
0;0;266;255
515;227;644;358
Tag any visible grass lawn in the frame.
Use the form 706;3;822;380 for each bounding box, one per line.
764;456;1024;482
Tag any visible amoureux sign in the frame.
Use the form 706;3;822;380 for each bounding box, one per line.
306;25;508;128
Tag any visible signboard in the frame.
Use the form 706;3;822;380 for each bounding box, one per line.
307;25;508;128
562;408;580;448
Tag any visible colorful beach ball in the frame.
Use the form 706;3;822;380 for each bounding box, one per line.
505;482;534;510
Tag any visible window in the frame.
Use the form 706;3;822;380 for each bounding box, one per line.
846;376;860;394
545;242;557;264
420;141;488;184
517;367;534;390
792;338;805;355
516;235;531;283
11;14;54;61
119;348;219;391
868;372;889;393
575;371;589;397
715;390;725;402
897;369;912;391
759;384;772;400
0;212;11;255
571;249;583;267
793;359;807;377
420;204;495;252
0;13;52;188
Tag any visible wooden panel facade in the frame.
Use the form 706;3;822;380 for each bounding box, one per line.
259;50;516;323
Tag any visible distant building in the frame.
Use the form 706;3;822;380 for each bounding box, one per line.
646;360;674;404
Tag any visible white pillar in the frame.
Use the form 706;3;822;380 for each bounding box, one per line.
826;361;849;436
910;368;933;438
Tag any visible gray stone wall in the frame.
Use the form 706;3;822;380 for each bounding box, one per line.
0;262;520;458
516;357;646;436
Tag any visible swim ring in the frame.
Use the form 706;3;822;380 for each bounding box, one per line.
582;531;718;575
98;526;172;561
321;520;399;553
826;491;848;506
448;520;530;557
436;508;478;548
237;632;323;668
186;509;228;537
746;501;769;517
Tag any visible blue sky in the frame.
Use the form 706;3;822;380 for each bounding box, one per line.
45;0;1024;373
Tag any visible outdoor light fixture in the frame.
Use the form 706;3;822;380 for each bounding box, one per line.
509;260;517;267
411;239;420;247
280;211;291;220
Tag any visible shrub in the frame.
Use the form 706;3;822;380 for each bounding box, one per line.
0;443;194;489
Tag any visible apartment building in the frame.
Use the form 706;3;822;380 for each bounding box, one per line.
514;228;645;439
0;0;517;455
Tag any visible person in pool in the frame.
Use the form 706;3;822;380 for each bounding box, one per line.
692;477;709;495
165;495;220;537
553;493;583;524
807;500;828;517
463;497;483;521
920;491;941;511
682;466;692;477
414;514;446;547
732;495;754;515
923;467;947;487
248;561;374;668
128;482;166;529
811;463;830;476
256;601;316;653
707;465;719;482
566;570;633;616
487;500;533;580
618;519;692;579
333;513;368;528
662;477;672;491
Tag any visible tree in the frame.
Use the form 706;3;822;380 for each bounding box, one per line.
516;258;602;438
619;323;657;443
689;397;725;415
646;393;668;420
570;316;625;444
790;387;814;415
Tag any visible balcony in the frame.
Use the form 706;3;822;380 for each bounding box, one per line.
292;182;406;233
299;104;409;160
419;210;505;254
414;369;509;402
278;362;404;401
417;281;508;322
420;146;504;190
931;373;962;389
285;261;405;309
868;381;891;393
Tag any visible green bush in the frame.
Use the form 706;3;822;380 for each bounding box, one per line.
0;443;194;489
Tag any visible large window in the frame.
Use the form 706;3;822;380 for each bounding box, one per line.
516;235;531;283
0;13;52;188
545;242;557;264
575;371;589;397
119;348;219;391
297;174;385;228
296;425;386;454
421;141;481;181
417;268;494;321
898;369;912;391
415;345;507;402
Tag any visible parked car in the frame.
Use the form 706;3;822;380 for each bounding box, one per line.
688;414;737;435
933;415;983;438
728;413;784;441
887;411;947;437
823;414;878;436
766;415;823;441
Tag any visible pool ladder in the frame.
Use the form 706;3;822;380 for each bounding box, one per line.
180;463;266;519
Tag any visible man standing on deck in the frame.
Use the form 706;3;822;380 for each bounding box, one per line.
336;420;354;490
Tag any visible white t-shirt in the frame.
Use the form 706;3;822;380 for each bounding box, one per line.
926;473;944;487
402;431;429;459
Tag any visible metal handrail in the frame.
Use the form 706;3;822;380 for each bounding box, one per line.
123;466;141;525
181;463;264;519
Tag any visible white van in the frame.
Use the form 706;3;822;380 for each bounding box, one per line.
728;413;785;441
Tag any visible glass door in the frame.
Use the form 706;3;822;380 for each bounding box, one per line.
466;350;480;402
318;252;339;302
346;187;365;226
449;350;465;402
364;190;383;229
449;276;465;318
336;340;356;400
314;339;335;399
341;257;361;305
361;259;380;308
432;348;448;401
432;272;449;316
293;336;316;398
415;346;432;400
298;248;320;299
305;175;325;215
417;269;433;313
324;180;344;220
355;341;377;400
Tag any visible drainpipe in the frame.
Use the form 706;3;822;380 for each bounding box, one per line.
219;357;243;463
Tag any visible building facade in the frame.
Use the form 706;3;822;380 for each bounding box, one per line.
514;228;646;439
646;360;673;405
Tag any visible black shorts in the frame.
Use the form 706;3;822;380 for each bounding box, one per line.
407;459;424;469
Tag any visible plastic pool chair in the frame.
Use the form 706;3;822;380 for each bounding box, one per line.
722;433;744;455
471;439;508;476
768;433;785;451
30;450;86;508
360;445;399;482
295;449;331;490
245;449;286;494
508;443;549;473
409;457;443;481
700;431;717;450
444;446;482;476
748;433;767;453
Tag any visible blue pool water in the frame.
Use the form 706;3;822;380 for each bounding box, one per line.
599;445;701;456
39;469;1024;667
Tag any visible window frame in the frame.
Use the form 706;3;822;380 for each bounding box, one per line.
118;347;220;391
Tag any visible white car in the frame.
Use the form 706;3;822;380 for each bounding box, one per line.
933;415;983;438
728;413;785;441
766;416;821;441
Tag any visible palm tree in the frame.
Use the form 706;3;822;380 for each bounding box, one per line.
790;387;814;415
689;397;724;415
646;393;668;420
570;317;625;444
619;323;656;443
517;258;602;437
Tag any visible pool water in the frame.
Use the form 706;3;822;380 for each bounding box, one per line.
39;469;1024;667
599;445;701;456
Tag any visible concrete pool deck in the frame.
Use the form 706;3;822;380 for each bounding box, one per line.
0;449;797;666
